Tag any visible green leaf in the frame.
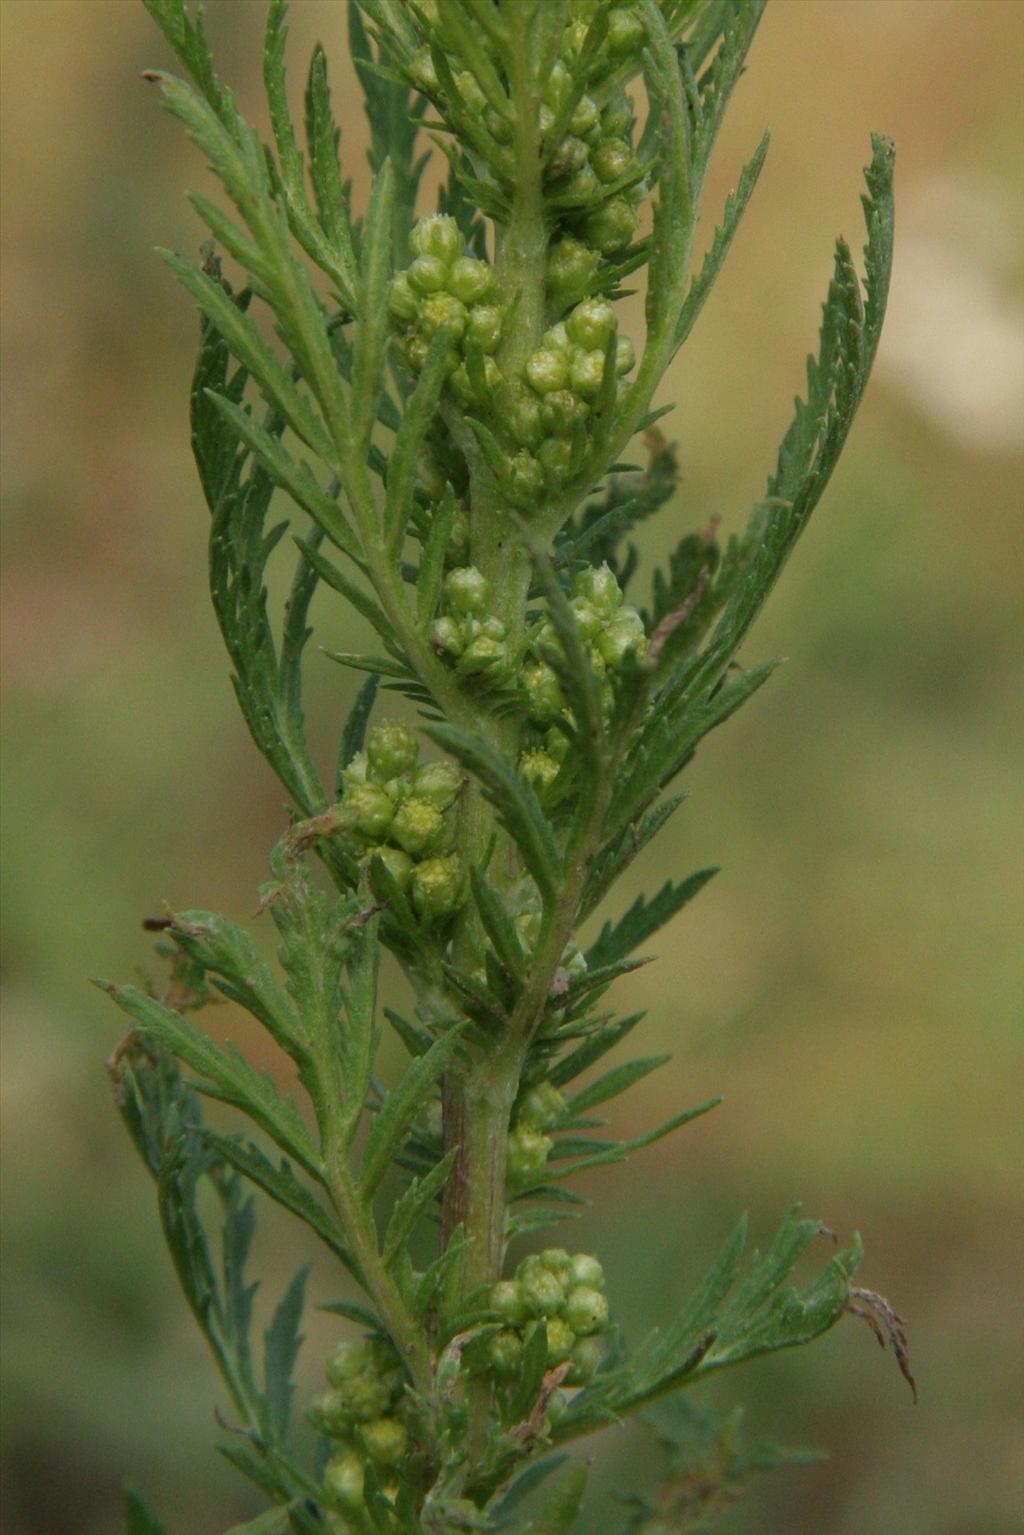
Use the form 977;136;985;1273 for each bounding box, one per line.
426;724;561;905
165;908;303;1062
337;674;379;789
545;1097;721;1182
296;536;395;641
382;1148;458;1266
360;1026;466;1196
470;867;528;980
124;1487;170;1535
304;44;353;280
142;0;221;109
578;796;684;922
548;1012;645;1089
224;1511;292;1535
202;1133;351;1265
263;1264;307;1442
416;483;457;625
587;869;719;969
569;1055;669;1115
100;982;323;1178
386;332;452;552
673;133;769;354
353;157;395;444
524;1462;588;1535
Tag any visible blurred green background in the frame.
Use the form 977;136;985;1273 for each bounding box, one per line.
2;2;1022;1531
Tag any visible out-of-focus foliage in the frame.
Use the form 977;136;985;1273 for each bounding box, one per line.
1;3;1021;1534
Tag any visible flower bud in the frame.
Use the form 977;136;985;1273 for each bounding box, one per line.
516;1081;567;1131
515;907;541;950
565;1284;609;1336
548;135;590;181
595;608;646;666
341;782;396;841
410;761;461;810
419;291;468;342
519;1261;564;1317
546;1316;576;1365
507;1124;554;1192
607;5;647;59
566;297;616;352
388;272;419;325
455;69;487;115
502;384;544;449
486;1328;523;1377
366;843;414;891
615;335;636;376
325;1341;369;1388
410;213;463;265
561;163;600;203
543;60;573;114
447;255;495;305
411;853;465;921
390;797;445;857
546;1386;569;1427
430;614;465;657
581;196;639;254
525;346;571;395
409;45;439;95
539;437;573;481
570;348;607;400
574;563;622;615
357;1415;408;1467
457;633;507;678
367;722;418;781
592;138;635;184
510;450;545;502
540;389;589;437
570;1253;605;1289
324;1449;365;1511
449;356;501;406
519;749;560;798
547;237;600;307
467;303;503;354
569;94;599;138
568;595;602;639
444;565;491;616
522;661;565;724
309;1389;353;1436
490;1279;529;1326
484;105;513;144
566;1333;604;1385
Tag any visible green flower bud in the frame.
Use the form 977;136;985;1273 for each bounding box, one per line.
548;135;590;180
357;1416;408;1467
545;1316;576;1365
447;255;495;305
607;5;647;59
516;1081;567;1131
490;1279;529;1327
570;1253;605;1289
390;797;445;856
419;291;468;342
309;1389;354;1437
562;17;589;54
326;1341;369;1388
566;1333;604;1385
519;1262;564;1317
542;60;573;114
581;196;639;254
569;93;599;138
401;333;430;373
484;105;513;144
411;853;465;921
444;565;491;616
526;346;571;395
409;45;439;95
615;335;636;376
561;163;600;203
568;595;602;639
388;272;419;325
595;608;646;666
448;505;470;564
407;254;450;295
342;782;396;841
515;907;541;950
539;437;573;481
324;1448;365;1511
486;1328;524;1377
601;88;634;139
366;843;414;891
519;747;561;798
500;383;544;449
508;1124;553;1193
537;1248;575;1289
574;562;622;615
430;614;465;657
570;347;607;400
457;633;507;677
566;1284;609;1336
545;725;570;762
543;321;572;353
510;450;545;502
547;237;600;306
522;661;566;724
410;761;461;810
592;138;635;184
367;722;418;781
455;69;487;115
467;303;503;354
449;355;502;406
546;1387;569;1428
566;297;616;351
540;389;589;437
410;213;464;265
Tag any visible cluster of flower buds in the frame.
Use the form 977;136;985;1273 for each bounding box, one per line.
428;565;510;686
337;723;464;922
485;1249;611;1420
311;1338;409;1525
541;59;647;258
518;561;647;792
506;1073;566;1192
498;298;636;497
389;215;504;406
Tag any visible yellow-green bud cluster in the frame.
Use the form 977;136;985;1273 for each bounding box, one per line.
506;1073;567;1192
428;565;509;686
518;563;646;790
485;1249;611;1405
311;1338;409;1524
389;215;504;406
338;723;464;922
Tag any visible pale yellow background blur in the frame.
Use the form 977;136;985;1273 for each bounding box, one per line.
2;2;1022;1532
